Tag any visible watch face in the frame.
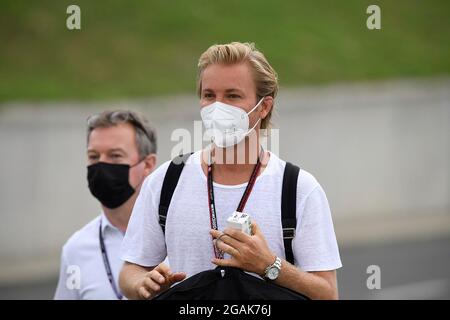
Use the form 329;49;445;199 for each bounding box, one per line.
268;267;279;280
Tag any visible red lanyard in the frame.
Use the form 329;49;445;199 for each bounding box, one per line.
207;149;263;259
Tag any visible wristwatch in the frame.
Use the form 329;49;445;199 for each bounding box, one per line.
264;256;282;281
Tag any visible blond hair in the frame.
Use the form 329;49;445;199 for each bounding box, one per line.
197;42;278;129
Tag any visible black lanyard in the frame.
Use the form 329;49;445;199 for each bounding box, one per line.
99;220;123;300
207;149;263;259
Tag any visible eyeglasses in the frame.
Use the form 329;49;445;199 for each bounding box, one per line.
87;111;153;143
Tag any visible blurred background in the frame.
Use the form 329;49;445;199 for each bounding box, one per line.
0;0;449;299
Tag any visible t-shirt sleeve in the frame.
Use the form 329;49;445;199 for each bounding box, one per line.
120;162;170;267
293;179;342;272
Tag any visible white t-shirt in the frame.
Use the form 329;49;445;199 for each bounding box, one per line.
121;150;342;277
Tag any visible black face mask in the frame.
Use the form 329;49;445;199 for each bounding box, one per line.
87;162;139;209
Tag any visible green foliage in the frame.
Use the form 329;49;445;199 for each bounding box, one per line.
0;0;448;102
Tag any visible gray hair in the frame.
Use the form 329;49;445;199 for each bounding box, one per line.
86;110;157;159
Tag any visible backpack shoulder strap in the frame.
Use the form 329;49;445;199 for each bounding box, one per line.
281;162;300;265
159;153;192;233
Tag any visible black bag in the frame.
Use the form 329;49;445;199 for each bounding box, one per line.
154;266;309;300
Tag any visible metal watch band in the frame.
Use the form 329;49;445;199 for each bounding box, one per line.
264;256;282;277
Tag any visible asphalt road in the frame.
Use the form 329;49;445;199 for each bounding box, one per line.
338;235;450;299
1;235;449;300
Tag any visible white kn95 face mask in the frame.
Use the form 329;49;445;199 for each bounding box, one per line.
201;97;264;148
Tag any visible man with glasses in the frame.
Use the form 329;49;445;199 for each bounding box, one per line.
54;110;157;299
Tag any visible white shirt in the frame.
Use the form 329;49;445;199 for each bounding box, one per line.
121;150;342;278
54;213;124;300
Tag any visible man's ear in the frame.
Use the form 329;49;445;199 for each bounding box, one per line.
260;96;274;120
143;154;156;177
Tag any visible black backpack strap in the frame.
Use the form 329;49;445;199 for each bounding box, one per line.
281;162;300;265
159;153;192;233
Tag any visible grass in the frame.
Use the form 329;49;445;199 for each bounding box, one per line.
0;0;449;102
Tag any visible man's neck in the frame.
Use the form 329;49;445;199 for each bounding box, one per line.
102;193;137;233
202;140;268;185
